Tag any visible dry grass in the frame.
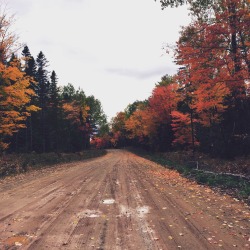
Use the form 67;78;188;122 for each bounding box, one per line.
0;150;106;178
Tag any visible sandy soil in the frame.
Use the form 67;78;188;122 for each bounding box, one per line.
0;149;249;250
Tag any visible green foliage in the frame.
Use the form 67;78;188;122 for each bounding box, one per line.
124;100;148;119
155;74;174;87
155;0;186;8
155;0;214;9
62;83;76;101
7;46;108;154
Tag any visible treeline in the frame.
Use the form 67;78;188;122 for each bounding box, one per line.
0;11;107;153
93;0;250;158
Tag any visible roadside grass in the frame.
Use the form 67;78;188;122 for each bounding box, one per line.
129;148;250;203
0;150;107;179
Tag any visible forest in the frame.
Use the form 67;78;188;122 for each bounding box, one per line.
1;2;250;248
0;11;108;153
92;0;250;159
1;0;250;161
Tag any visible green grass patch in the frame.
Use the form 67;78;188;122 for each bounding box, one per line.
0;149;107;179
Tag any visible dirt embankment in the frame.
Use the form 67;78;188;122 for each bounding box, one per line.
0;150;249;249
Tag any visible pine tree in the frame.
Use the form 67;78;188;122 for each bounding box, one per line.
36;51;50;152
16;45;38;152
22;46;37;82
48;70;60;151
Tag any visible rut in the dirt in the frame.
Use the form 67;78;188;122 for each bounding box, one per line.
0;150;249;249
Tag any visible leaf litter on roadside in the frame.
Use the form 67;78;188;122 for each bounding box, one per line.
146;165;250;247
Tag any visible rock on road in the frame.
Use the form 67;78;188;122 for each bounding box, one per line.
0;150;249;249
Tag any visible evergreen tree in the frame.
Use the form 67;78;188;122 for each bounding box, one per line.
20;45;38;151
9;47;38;152
36;51;50;152
48;71;60;151
22;46;37;83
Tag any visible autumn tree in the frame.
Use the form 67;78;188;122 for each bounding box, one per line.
0;8;108;153
13;45;38;152
172;0;250;156
90;136;110;149
106;0;249;157
124;100;148;119
0;7;20;63
109;77;180;151
146;78;179;150
123;79;179;151
110;112;128;147
60;85;108;151
62;88;89;151
125;107;154;147
0;9;39;151
171;110;199;148
0;59;39;150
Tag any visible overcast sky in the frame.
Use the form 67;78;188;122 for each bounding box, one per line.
7;0;190;120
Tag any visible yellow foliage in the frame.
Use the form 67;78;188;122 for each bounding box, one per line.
0;61;39;150
125;109;156;141
63;101;90;126
26;105;41;112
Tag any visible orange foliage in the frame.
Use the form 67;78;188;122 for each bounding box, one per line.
110;131;121;147
111;112;126;132
171;111;199;147
176;0;250;95
125;83;180;145
110;112;127;147
0;60;39;149
193;82;230;126
174;0;250;130
125;108;155;142
91;136;109;149
149;83;179;122
62;101;90;129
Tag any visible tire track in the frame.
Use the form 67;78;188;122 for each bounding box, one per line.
131;155;248;249
0;150;249;250
27;156;122;250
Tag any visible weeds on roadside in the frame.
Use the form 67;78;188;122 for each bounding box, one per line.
130;148;250;203
0;150;107;178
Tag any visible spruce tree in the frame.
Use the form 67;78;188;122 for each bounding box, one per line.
22;46;37;84
9;46;38;152
36;51;50;152
48;71;60;151
21;46;38;151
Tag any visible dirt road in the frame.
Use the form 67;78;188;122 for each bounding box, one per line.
0;150;249;249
